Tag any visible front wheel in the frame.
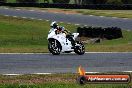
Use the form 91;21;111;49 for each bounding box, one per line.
48;39;62;55
74;41;85;55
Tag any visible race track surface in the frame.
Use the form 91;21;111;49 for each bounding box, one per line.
0;8;132;74
0;53;132;74
0;7;132;30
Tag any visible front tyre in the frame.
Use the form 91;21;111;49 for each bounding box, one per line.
48;39;62;55
74;41;85;55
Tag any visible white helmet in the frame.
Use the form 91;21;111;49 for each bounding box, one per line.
50;21;58;29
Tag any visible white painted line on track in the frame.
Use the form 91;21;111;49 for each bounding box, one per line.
75;24;80;26
33;73;52;75
77;14;82;15
89;15;93;16
41;11;46;12
0;52;131;55
0;53;50;55
13;16;17;18
2;73;51;76
4;15;9;17
3;74;22;76
54;12;59;13
123;71;132;73
22;17;27;19
100;16;104;18
112;17;117;19
38;19;43;21
4;15;38;20
16;9;20;11
123;18;128;20
65;13;70;15
128;42;132;44
29;10;35;12
4;7;9;9
60;22;64;23
85;72;99;73
30;18;35;20
46;20;49;21
2;71;132;76
127;30;131;31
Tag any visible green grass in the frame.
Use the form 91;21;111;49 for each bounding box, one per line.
0;73;131;88
75;9;132;18
10;7;132;19
0;15;132;52
86;30;132;52
0;83;129;88
0;15;77;53
50;9;132;18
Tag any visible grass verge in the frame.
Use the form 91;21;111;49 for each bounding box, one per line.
10;7;132;18
75;9;132;18
0;73;131;88
0;15;132;52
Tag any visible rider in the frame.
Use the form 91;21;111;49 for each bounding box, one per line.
50;21;76;46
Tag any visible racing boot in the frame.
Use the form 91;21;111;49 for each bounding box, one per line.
66;35;76;47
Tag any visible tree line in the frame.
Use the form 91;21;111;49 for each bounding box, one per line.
0;0;132;4
74;0;132;4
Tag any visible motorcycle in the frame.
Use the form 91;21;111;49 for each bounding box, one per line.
47;29;85;55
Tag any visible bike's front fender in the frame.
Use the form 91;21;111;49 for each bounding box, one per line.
49;34;73;52
72;33;79;39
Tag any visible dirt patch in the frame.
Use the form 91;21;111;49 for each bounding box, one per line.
77;37;102;44
14;7;79;15
47;9;79;14
0;74;77;84
0;78;75;84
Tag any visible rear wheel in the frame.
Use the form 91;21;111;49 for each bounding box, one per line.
48;39;62;55
74;41;85;55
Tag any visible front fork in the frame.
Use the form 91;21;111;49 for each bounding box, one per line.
54;40;57;48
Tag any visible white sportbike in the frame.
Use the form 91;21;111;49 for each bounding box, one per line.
47;29;85;55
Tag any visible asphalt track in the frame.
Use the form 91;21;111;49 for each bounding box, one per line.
0;7;132;30
0;53;132;74
0;7;132;74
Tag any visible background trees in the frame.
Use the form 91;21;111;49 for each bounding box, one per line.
16;0;38;3
52;0;70;3
72;0;132;4
2;0;132;4
106;0;123;4
122;0;132;4
0;0;6;3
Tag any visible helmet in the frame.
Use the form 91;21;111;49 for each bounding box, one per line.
56;26;65;31
60;26;65;31
50;21;58;29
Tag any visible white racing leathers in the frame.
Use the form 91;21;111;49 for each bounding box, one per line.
47;28;85;55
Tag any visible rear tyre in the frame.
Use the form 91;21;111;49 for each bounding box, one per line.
74;41;85;55
48;39;62;55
